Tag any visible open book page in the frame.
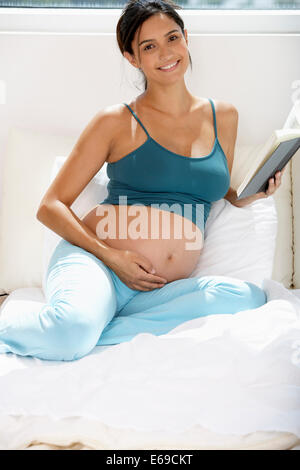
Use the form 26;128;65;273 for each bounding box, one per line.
236;100;300;197
237;129;300;196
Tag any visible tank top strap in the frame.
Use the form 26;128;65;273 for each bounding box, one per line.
208;98;218;140
123;103;151;139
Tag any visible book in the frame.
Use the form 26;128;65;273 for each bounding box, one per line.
236;100;300;200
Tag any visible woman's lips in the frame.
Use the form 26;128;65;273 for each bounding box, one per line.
158;60;180;72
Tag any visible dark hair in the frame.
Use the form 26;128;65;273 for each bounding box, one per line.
116;0;192;91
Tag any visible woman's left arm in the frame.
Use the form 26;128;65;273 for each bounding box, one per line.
222;104;286;208
226;169;286;208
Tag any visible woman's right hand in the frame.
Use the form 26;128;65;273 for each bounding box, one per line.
106;249;168;291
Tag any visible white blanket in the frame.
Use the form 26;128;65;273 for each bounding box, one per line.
0;278;300;450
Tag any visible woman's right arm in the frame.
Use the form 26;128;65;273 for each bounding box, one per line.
36;107;168;291
36;107;119;268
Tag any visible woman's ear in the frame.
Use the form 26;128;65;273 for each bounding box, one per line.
123;51;139;70
184;28;188;46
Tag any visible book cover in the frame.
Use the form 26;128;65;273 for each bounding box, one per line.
236;100;300;200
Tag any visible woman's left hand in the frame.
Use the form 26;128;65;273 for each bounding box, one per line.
233;166;287;208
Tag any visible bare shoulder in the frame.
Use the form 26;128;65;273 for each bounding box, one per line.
213;99;239;176
36;103;128;210
196;97;238;128
92;103;125;135
87;103;128;158
214;99;238;120
212;99;239;137
102;102;128;119
102;100;129;128
101;102;129;122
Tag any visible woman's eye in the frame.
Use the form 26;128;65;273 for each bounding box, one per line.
143;35;178;51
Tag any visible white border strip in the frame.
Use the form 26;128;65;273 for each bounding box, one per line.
0;8;299;34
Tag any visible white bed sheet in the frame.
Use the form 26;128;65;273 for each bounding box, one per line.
0;279;300;450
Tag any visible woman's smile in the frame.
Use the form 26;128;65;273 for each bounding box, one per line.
158;59;180;72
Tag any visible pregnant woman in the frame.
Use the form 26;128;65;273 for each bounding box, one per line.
0;0;284;361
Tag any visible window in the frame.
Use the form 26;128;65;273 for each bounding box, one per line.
1;1;298;33
0;0;299;10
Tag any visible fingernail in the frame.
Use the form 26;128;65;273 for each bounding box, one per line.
151;268;155;274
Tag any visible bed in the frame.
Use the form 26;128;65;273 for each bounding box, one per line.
0;125;299;450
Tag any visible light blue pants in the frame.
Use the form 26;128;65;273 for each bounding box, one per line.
0;239;267;361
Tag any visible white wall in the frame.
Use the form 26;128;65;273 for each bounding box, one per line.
0;27;299;199
0;32;299;152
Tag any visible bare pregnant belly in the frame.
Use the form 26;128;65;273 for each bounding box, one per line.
81;204;204;282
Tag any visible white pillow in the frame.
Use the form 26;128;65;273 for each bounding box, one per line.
42;157;278;293
0;128;77;295
189;197;278;288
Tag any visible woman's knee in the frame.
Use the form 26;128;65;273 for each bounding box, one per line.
40;302;102;361
243;281;267;309
200;275;267;313
219;277;267;311
61;318;100;361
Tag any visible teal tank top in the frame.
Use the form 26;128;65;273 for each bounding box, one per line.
99;98;230;235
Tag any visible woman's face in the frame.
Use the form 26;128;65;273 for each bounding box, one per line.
124;13;189;84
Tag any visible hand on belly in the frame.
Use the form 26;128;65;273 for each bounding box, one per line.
81;204;203;283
